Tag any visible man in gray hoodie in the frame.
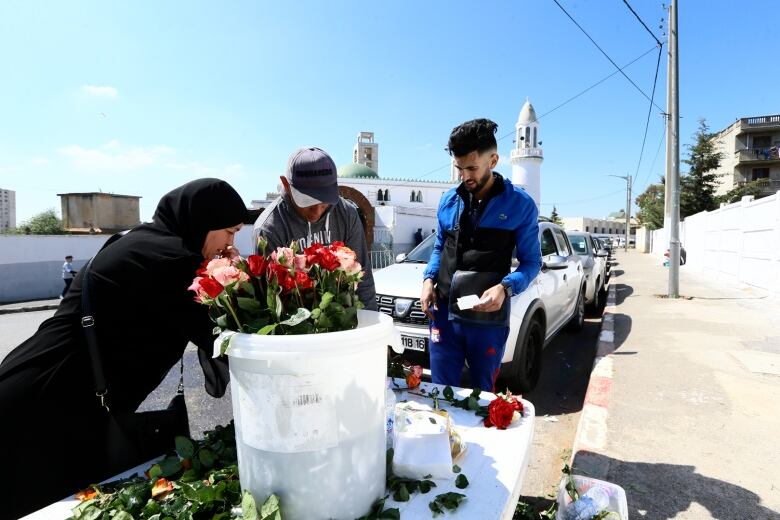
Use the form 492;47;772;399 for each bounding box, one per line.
253;147;377;310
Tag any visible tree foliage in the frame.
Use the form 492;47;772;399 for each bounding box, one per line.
2;209;65;235
635;183;665;230
680;119;721;219
549;206;563;227
717;179;772;205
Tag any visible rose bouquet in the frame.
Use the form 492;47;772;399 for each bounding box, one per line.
189;238;365;354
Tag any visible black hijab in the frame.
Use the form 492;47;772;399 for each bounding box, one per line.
148;178;249;254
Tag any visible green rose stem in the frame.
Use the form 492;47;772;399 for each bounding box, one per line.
224;298;244;332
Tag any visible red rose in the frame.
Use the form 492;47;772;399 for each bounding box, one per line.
318;249;340;271
304;243;324;266
330;241;345;249
484;393;523;430
295;271;314;290
270;263;296;292
199;277;224;299
196;258;210;276
247;255;266;276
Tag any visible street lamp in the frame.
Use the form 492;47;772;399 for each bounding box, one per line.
607;174;632;252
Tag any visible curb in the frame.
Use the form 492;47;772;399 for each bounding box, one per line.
0;304;60;315
570;275;618;480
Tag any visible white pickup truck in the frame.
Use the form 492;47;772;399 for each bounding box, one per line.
373;219;585;392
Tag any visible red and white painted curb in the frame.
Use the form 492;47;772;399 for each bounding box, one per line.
571;278;618;461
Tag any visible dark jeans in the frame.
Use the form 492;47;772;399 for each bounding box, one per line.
61;277;73;297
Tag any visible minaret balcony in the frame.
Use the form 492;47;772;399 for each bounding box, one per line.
510;148;544;161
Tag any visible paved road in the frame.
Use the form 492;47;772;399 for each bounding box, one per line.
517;308;602;505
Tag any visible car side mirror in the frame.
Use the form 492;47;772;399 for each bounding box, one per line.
395;253;407;263
596;249;609;257
542;254;568;270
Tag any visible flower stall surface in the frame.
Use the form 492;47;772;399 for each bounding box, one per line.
23;382;535;520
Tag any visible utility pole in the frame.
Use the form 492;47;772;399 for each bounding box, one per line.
668;0;681;297
607;174;632;250
625;175;632;252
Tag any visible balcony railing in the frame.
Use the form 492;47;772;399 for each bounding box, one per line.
736;147;780;162
740;115;780;129
510;148;544;161
736;178;780;192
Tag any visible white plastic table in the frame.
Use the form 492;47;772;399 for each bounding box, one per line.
385;380;535;520
23;380;534;520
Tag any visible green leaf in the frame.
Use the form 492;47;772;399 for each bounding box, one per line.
452;464;461;473
237;296;262;312
175;436;195;459
219;335;232;356
113;512;134;520
467;396;480;411
280;307;311;326
212;326;222;336
238;281;255;297
274;293;283;318
260;493;282;520
378;508;401;519
216;315;228;328
147;464;163;480
79;506;105;520
311;307;322;319
257;323;278;335
319;291;334;309
443;386;454;401
455;474;469;489
392;483;410;502
241;491;259;520
158;456;182;477
198;448;216;468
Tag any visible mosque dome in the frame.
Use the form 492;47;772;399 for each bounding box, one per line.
518;98;537;124
338;163;380;179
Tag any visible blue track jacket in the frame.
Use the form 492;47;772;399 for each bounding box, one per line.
424;176;541;297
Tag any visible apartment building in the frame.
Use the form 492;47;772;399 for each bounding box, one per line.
711;114;780;197
0;189;16;231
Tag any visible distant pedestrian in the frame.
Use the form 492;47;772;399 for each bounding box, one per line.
61;255;77;299
413;228;423;246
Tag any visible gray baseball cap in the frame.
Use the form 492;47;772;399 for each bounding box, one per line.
285;147;340;207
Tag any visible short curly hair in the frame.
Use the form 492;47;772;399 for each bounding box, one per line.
447;118;498;157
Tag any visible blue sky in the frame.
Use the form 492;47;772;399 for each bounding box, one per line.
1;0;778;224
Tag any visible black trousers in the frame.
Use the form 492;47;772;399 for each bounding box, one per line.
61;277;73;297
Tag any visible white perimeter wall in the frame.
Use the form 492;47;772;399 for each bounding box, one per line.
650;192;780;294
0;227;257;304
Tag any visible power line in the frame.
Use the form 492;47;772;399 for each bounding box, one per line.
638;121;667;190
631;45;663;185
550;0;664;113
498;44;659;141
621;0;663;46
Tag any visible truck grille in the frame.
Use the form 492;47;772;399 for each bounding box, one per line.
375;294;429;326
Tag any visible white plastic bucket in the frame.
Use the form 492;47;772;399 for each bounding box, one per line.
228;310;395;520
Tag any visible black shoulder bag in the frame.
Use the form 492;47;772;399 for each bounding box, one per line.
81;237;190;476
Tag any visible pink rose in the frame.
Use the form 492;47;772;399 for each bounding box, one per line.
293;254;308;272
271;247;295;268
332;246;362;276
204;257;232;277
212;265;249;287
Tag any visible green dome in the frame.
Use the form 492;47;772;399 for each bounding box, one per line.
338;163;379;179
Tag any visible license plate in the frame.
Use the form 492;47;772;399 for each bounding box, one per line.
401;335;428;352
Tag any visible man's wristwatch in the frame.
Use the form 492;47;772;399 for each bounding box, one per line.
502;282;513;298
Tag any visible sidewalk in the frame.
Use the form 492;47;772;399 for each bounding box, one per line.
572;250;780;519
0;298;61;315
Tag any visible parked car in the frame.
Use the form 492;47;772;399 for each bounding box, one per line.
567;231;608;311
373;219;585;393
592;236;612;279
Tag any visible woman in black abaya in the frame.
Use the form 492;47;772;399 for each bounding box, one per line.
0;178;248;519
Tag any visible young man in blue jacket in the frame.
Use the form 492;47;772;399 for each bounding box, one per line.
421;119;541;392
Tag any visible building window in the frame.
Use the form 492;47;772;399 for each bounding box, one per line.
533;127;537;147
410;190;415;202
608;228;612;234
752;168;770;180
752;135;772;149
585;226;589;232
601;227;606;233
416;190;423;202
524;127;530;147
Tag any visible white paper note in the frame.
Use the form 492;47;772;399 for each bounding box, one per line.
457;294;487;310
